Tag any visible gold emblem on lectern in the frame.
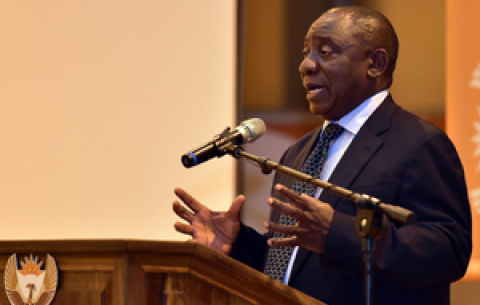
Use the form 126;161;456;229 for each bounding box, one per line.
4;254;58;305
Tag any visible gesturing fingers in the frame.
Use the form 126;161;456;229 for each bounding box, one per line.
174;187;204;214
227;195;245;222
274;184;312;211
267;197;305;221
266;184;334;254
267;235;299;248
173;221;195;236
173;201;195;223
265;220;308;237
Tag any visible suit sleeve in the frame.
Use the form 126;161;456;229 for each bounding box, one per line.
229;223;269;272
322;132;472;287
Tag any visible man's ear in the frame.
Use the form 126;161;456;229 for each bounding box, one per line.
367;48;388;78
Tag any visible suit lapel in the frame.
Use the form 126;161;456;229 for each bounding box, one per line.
292;127;323;172
289;95;398;281
322;96;396;207
319;126;383;208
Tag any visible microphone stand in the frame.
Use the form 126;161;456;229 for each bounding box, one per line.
223;144;415;305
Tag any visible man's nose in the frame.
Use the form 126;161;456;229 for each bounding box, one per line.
299;56;319;76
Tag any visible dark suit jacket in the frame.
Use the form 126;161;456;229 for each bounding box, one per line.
230;95;472;305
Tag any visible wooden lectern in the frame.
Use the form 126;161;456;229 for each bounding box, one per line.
0;240;326;305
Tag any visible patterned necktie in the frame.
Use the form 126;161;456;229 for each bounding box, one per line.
263;123;345;281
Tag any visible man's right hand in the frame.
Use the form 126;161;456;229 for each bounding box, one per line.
172;187;244;255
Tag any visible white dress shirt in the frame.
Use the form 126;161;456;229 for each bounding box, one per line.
282;90;389;284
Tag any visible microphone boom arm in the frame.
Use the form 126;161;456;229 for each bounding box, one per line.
224;144;415;225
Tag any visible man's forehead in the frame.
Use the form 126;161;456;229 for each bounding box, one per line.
307;12;351;34
308;15;333;31
305;14;351;42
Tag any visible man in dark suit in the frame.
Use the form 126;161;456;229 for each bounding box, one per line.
172;6;472;305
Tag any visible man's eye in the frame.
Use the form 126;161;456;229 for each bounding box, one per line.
320;48;332;56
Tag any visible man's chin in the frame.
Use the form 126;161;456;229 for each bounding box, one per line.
309;102;334;119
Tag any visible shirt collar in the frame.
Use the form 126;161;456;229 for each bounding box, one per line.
324;90;389;135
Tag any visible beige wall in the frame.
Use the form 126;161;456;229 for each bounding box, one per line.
0;1;236;240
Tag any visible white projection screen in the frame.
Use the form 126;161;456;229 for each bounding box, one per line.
0;1;236;240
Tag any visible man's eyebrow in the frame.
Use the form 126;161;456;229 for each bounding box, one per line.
306;35;334;45
304;34;325;43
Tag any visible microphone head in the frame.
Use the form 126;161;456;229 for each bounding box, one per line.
236;118;266;143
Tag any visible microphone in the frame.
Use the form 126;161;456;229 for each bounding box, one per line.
181;118;266;168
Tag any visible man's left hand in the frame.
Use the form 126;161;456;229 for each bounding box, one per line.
265;184;334;254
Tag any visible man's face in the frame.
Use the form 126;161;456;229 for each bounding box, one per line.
300;12;373;120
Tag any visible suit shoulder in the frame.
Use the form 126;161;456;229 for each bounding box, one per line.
391;107;448;140
371;95;446;140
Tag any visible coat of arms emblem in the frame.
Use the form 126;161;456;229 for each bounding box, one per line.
4;254;58;305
